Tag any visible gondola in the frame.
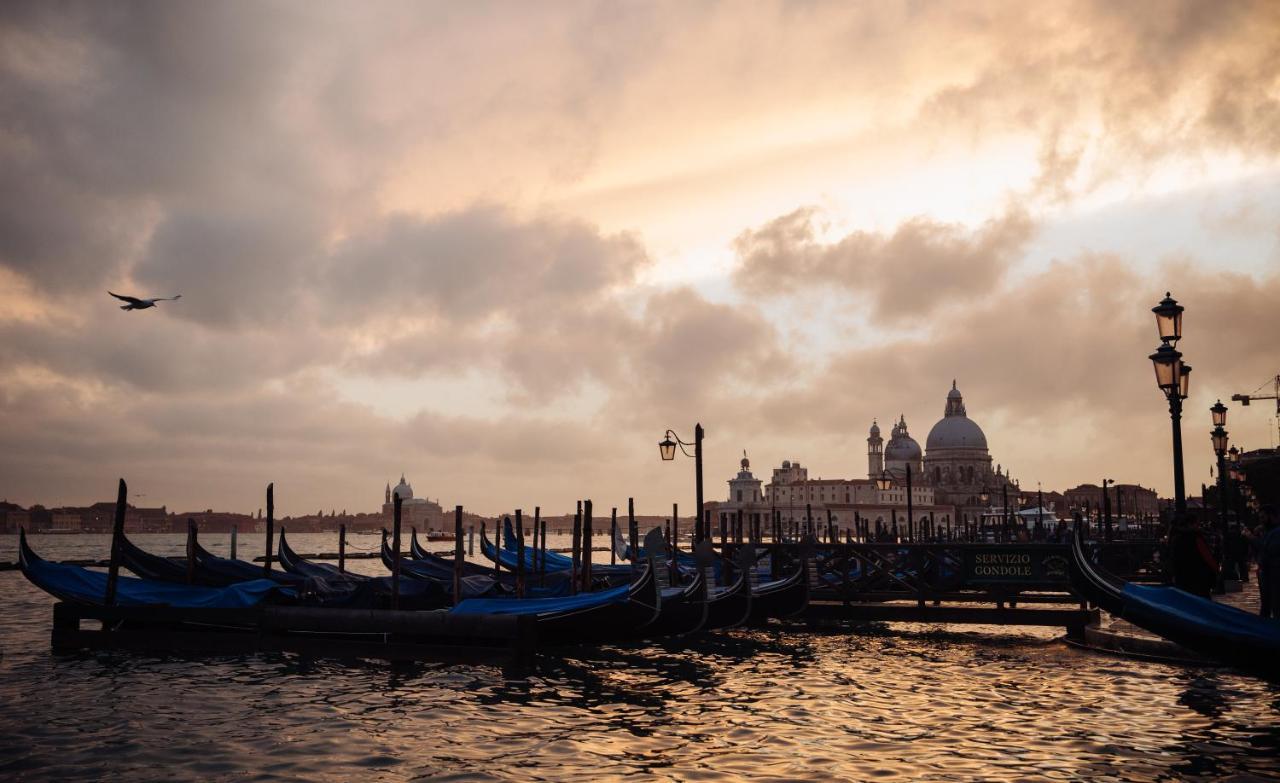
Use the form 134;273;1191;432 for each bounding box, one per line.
746;559;809;623
276;530;448;609
450;560;661;645
704;543;754;629
117;530;215;584
380;531;511;599
1070;525;1280;674
185;538;307;586
17;529;289;609
278;529;365;581
510;516;712;578
480;527;632;586
410;529;491;576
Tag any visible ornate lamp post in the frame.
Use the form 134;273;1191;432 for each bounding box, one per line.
1149;293;1189;524
659;424;705;542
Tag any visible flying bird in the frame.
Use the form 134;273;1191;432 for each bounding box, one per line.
108;291;182;311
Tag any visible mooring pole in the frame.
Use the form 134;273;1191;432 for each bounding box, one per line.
628;498;638;567
264;483;275;575
338;523;347;573
453;505;464;605
468;525;474;557
186;519;197;584
582;500;593;592
230;524;238;560
671;502;680;585
515;510;526;599
571;503;582;595
533;506;543;585
610;507;618;565
104;478;127;606
391;494;402;610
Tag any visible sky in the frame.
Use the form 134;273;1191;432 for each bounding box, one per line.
1;0;1278;516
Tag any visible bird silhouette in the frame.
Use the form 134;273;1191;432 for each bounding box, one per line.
108;291;182;311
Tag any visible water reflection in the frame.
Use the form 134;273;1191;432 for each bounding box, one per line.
2;534;1279;782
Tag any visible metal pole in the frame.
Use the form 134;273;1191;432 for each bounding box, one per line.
1170;394;1187;519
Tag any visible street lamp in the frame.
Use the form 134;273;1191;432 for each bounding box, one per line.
1152;291;1184;344
1149;293;1188;523
1211;400;1228;428
875;471;893;491
658;424;705;542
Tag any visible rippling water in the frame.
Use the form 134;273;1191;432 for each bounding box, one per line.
2;533;1278;782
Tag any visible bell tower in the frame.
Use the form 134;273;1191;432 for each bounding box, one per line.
867;420;883;479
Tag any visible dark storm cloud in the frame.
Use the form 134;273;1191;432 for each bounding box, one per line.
732;207;1035;325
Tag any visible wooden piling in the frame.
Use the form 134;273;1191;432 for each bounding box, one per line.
515;510;526;599
571;503;581;595
264;483;275;575
104;478;126;607
628;497;638;569
610;507;618;565
581;500;593;592
338;523;346;573
533;506;543;586
391;494;402;610
671;502;679;586
453;506;464;606
230;525;237;560
468;525;475;557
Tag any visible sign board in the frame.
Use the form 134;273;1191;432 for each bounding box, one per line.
962;546;1071;586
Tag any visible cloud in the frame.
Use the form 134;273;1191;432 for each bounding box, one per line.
732;207;1035;325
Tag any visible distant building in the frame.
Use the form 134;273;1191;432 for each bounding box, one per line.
1063;483;1158;520
382;474;444;531
706;381;1026;536
0;502;29;534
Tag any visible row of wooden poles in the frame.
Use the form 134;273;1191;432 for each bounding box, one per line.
100;478;660;612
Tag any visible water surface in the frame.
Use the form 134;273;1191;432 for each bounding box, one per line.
2;533;1278;782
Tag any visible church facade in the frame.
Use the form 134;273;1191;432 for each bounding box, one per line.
381;474;444;530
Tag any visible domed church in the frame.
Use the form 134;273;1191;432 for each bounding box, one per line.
869;381;1017;508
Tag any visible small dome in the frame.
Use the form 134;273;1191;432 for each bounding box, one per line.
869;420;881;436
885;435;922;462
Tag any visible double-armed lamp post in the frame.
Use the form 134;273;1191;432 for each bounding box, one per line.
659;424;705;542
1148;292;1190;524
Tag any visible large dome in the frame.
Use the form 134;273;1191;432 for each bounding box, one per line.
926;416;987;450
926;382;988;451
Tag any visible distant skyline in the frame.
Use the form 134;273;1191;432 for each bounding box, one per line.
1;1;1278;516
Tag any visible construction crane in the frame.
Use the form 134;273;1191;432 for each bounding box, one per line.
1231;373;1280;447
